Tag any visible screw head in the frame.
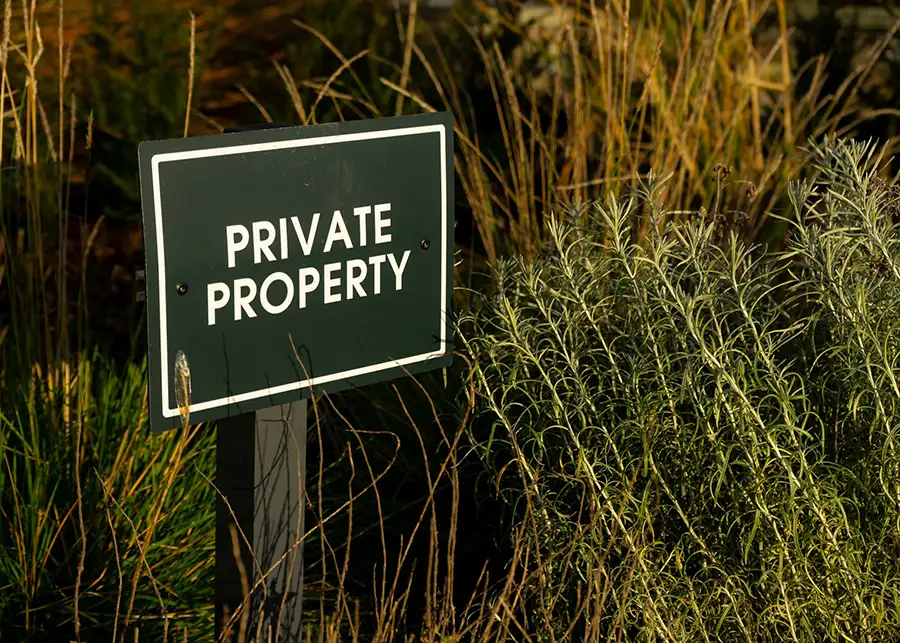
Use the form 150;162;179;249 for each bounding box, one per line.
420;238;431;250
175;282;189;296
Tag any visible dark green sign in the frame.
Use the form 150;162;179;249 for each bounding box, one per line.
138;113;454;432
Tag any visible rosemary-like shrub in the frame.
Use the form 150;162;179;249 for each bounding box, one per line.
460;138;900;642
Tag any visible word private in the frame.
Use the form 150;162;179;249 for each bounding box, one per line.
207;202;411;326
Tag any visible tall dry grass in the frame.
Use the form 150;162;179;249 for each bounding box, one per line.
0;2;217;641
269;0;899;269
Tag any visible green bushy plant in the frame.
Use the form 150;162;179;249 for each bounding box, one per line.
460;137;900;641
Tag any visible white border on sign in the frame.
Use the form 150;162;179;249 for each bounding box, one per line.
151;124;448;418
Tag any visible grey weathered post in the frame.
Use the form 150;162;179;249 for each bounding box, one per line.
215;401;306;642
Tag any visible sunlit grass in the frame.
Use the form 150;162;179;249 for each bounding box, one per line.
354;0;897;267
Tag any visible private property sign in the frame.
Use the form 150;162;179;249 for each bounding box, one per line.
138;113;454;432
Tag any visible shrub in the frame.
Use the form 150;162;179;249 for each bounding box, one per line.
460;137;900;641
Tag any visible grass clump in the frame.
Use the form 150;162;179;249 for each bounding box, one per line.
0;351;216;642
459;137;900;642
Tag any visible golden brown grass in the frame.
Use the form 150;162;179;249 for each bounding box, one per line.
269;0;900;268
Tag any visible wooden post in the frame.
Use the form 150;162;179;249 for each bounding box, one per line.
215;401;307;642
